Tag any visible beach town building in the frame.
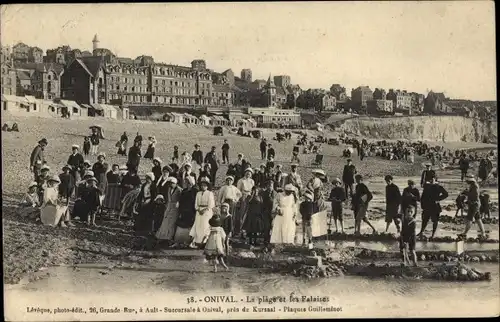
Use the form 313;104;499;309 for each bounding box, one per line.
351;86;373;113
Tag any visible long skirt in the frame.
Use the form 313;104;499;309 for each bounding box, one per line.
103;183;122;210
204;231;225;256
189;210;213;244
144;146;155;159
270;209;296;244
234;196;250;235
134;202;154;234
156;203;179;240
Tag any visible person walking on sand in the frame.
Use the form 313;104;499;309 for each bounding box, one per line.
384;175;402;233
352;175;377;235
222;139;230;164
342;159;356;201
90;130;100;156
117;132;128;156
418;177;448;239
144;136;157;160
458;176;486;239
400;205;418;267
127;141;142;172
30;138;48;182
189;177;215;248
459;154;470;182
192;144;203;168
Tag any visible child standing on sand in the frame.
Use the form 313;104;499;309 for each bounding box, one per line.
400;205;418;267
455;190;467;218
479;191;491;219
204;215;229;272
83;137;91;156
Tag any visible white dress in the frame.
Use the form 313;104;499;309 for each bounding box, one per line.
270;194;298;244
189;190;215;243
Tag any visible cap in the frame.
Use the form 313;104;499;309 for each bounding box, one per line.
347;159;352;162
284;184;296;192
97;152;106;158
195;143;200;147
84;160;91;165
162;165;173;172
332;177;341;184
62;164;72;171
86;176;98;183
153;157;162;164
84;170;94;178
221;202;230;209
408;179;415;185
225;176;234;182
71;144;79;149
28;181;38;188
425;163;431;167
312;169;326;176
38;138;48;145
384;175;393;181
199;177;211;185
145;172;155;181
154;195;165;202
244;168;254;174
41;165;50;171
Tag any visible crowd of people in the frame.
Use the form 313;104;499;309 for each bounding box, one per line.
22;129;497;270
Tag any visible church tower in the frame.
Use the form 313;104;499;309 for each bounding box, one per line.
265;74;277;107
92;34;100;51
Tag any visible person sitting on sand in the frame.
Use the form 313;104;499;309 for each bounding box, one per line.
203;215;229;272
21;182;40;208
11;122;19;132
40;175;72;227
400;205;418;267
2;123;9;131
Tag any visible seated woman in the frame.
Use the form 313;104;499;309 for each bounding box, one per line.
40;175;71;227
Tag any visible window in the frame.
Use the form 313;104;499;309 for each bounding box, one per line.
162;80;165;85
132;86;135;92
155;80;158;85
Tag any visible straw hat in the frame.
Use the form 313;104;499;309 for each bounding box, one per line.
84;170;94;178
84;160;91;165
199;177;211;185
465;175;477;183
62;164;72;171
284;184;296;192
225;175;234;182
28;181;38;189
145;172;155;181
41;165;50;171
71;144;79;149
153;157;162;164
48;175;61;183
244;167;254;174
119;165;128;171
312;169;326;176
184;162;192;168
291;163;299;167
38;138;48;145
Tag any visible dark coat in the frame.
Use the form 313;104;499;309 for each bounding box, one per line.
342;165;356;184
420;170;437;186
420;183;448;213
30;145;45;168
67;153;84;175
385;183;402;206
401;187;420;213
177;187;198;228
127;146;142;168
192;150;203;165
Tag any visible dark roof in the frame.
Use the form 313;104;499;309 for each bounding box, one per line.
117;57;134;65
14;62;64;75
213;84;231;92
79;56;106;77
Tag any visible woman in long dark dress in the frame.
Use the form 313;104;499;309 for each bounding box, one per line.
144;136;157;160
134;172;157;235
243;186;264;246
120;168;142;218
177;176;198;234
118;132;128;156
151;157;163;184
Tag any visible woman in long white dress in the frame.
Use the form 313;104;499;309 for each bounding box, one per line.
40;175;69;227
270;184;299;245
189;177;215;248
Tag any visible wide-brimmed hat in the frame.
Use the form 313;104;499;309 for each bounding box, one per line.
208;216;222;227
48;175;61;183
465;176;477;183
225;175;234;182
83;160;91;165
184;162;192;168
71;144;79;149
28;181;38;189
145;172;155;181
291;163;299;167
284;184;296;192
346;159;352;162
86;176;98;184
62;164;72;171
154;195;165;202
83;170;94;178
41;165;50;171
304;191;314;200
244;167;254;174
166;177;178;184
312;169;326;176
38;138;48;145
119;165;128;171
199;177;210;185
221;202;230;209
97;152;106;159
332;177;341;184
153;157;162;164
195;143;200;148
425;163;431;167
162;165;173;172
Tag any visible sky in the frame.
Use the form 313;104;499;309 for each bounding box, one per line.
1;2;496;101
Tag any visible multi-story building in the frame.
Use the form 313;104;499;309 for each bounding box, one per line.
247;107;301;126
250;79;267;91
14;62;64;99
296;89;336;112
424;91;451;114
241;69;252;83
372;88;387;100
386;89;412;114
274;75;291;88
351;86;373;113
410;92;425;114
367;99;393;115
1;46;16;95
28;47;44;63
12;43;31;63
191;59;206;70
285;84;302;108
212;84;233;107
330;84;347;100
61;56;107;104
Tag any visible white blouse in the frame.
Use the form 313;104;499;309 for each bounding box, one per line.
237;178;255;194
217;184;242;204
195;190;215;210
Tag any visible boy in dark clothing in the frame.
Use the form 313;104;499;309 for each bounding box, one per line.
81;177;102;226
259;139;267;160
106;164;121;184
58;165;75;203
479;191;491;219
267;144;276;161
221;140;230;164
192;144;203;166
459;156;470;182
420;164;437;187
172;146;179;163
328;178;346;233
300;191;315;248
400;205;418;267
455;191;467;217
342;159;356;200
401;180;420;217
83;137;91;156
385;175;402;233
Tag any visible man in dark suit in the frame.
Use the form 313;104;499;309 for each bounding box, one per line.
192;144;203;166
420;163;437;187
342;159;356;200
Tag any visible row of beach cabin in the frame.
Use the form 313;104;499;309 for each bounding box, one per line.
1;95;130;120
162;112;257;128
